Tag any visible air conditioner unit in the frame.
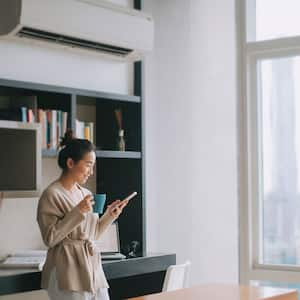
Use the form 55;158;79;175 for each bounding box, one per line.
0;0;154;61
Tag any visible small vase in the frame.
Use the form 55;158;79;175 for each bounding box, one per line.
117;129;125;151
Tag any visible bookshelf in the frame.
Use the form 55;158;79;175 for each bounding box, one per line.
0;78;145;257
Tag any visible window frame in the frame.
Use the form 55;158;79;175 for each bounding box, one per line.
238;0;300;285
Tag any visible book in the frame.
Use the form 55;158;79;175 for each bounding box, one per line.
27;109;35;123
50;110;57;149
57;110;62;147
21;107;27;122
46;110;51;149
84;123;91;141
37;109;47;149
75;119;84;139
87;122;94;144
62;111;68;137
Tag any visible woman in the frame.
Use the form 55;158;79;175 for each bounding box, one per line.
37;131;128;300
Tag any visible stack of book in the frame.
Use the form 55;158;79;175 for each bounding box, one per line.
20;107;68;150
75;119;94;144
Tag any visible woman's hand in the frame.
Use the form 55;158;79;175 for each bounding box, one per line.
77;195;95;213
106;199;129;219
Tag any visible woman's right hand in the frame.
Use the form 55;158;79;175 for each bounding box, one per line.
77;195;95;213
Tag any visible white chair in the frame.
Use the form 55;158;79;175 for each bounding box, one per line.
162;261;191;292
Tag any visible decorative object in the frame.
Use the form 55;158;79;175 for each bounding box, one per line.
114;108;126;151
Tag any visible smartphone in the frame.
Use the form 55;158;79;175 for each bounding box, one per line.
113;192;137;212
122;191;137;202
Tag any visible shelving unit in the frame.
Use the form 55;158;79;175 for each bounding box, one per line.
0;78;145;257
95;150;141;159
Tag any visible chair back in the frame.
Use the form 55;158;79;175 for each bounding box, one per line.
162;261;191;292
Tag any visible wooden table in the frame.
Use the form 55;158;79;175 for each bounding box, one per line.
127;284;298;300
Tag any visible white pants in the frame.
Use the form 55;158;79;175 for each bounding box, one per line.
47;268;110;300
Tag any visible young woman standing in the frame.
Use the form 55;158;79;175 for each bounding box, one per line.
37;131;128;300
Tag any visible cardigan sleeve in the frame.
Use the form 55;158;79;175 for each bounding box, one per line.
37;191;85;248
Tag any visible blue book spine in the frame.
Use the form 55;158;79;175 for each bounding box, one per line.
20;107;27;122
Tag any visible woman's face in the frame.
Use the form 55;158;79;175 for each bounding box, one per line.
67;151;96;184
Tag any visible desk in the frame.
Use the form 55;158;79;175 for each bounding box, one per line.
127;284;298;300
0;253;175;299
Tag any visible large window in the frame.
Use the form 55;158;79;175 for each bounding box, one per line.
240;0;300;293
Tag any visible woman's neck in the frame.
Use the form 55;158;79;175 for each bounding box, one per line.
58;173;77;192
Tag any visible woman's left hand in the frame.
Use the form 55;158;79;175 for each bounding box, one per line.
106;199;129;219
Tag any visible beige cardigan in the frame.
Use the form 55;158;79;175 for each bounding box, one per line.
37;181;115;293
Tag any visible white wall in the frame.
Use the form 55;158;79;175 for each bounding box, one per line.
144;0;239;285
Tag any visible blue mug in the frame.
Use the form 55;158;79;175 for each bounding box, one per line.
93;194;106;213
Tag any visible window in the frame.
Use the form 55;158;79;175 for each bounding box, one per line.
259;56;300;266
240;0;300;292
247;0;300;41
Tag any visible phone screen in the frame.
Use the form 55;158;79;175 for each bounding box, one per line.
123;191;137;202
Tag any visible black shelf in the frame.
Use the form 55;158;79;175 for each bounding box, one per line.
96;158;142;256
75;96;141;152
43;149;141;159
43;150;142;159
0;78;145;257
95;150;141;159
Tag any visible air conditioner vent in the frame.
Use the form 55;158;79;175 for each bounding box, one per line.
18;27;133;57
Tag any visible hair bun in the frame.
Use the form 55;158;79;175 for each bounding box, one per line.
60;129;75;147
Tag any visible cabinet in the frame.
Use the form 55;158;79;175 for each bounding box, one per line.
0;78;145;257
0;254;177;298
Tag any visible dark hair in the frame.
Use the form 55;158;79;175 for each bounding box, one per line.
58;129;95;170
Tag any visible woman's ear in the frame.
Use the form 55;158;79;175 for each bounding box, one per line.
66;158;74;169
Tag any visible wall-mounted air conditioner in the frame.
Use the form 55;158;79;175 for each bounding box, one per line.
0;0;154;61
